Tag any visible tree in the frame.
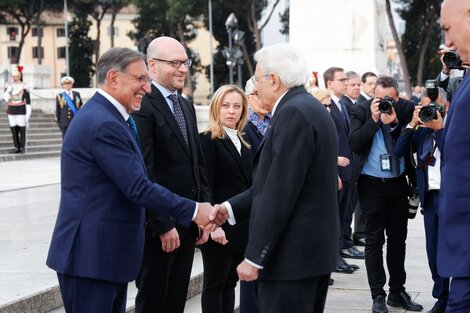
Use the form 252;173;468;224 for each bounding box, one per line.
0;0;62;64
68;10;95;87
386;0;411;96
109;0;131;47
396;0;442;86
279;6;289;35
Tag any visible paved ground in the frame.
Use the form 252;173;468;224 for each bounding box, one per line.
0;157;438;312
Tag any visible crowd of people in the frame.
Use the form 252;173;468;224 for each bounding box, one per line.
42;0;470;312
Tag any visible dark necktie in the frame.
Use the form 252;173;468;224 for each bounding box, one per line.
168;94;189;146
421;131;436;167
381;124;400;177
340;102;350;132
127;116;140;146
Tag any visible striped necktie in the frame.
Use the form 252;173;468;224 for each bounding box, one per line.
168;94;189;146
127;116;140;146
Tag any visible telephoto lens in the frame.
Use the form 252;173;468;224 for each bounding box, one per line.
379;96;395;114
408;189;419;219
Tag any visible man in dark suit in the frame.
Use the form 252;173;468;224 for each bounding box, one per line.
56;76;83;138
217;43;340;313
357;72;377;104
132;36;211;313
394;103;449;313
438;1;470;311
349;76;422;313
324;67;363;274
46;47;220;313
340;71;361;116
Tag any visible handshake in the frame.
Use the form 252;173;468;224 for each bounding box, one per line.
194;203;231;231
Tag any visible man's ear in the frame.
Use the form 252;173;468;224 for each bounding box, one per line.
106;70;119;88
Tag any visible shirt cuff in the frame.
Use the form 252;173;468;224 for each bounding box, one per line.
222;201;237;225
245;258;263;269
191;202;198;221
440;72;449;80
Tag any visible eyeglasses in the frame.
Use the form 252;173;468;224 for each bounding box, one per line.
334;78;349;83
250;74;270;85
151;58;192;68
119;71;152;84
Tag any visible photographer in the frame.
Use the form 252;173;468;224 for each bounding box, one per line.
394;88;449;313
436;48;468;104
349;76;420;313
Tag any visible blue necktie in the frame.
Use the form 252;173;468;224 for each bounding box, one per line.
127;116;140;145
381;124;400;177
168;94;189;147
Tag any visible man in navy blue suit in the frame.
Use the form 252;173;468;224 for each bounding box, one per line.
46;47;221;313
438;1;470;311
394;102;449;313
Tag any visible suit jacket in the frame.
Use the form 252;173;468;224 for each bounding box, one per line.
349;98;414;182
357;94;368;104
229;86;340;281
437;73;464;103
56;90;83;128
46;92;195;283
243;121;264;158
330;100;353;182
438;73;470;278
394;127;444;208
199;131;252;252
340;95;356;116
132;84;210;238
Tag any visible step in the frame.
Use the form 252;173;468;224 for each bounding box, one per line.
0;127;60;135
0;144;62;155
0;138;62;148
0;122;58;129
0;150;61;161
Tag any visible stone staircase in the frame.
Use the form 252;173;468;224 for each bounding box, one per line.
0;106;62;162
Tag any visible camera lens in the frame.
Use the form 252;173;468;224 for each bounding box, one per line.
379;99;393;113
443;51;463;69
419;107;435;122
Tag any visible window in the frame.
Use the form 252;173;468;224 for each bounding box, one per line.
7;27;18;41
57;28;66;37
107;26;119;37
32;46;44;59
57;47;66;59
32;27;43;37
7;47;19;62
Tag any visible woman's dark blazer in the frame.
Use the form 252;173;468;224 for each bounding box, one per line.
199;130;252;253
243;121;264;159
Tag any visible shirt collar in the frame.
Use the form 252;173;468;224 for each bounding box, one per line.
360;91;371;100
153;81;177;98
271;90;289;117
97;89;129;121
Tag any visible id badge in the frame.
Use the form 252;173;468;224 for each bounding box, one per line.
380;154;391;171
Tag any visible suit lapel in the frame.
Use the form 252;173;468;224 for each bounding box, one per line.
148;85;191;157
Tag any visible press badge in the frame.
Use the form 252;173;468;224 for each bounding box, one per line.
380;154;391;171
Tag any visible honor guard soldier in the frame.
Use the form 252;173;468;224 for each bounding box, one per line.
56;76;83;138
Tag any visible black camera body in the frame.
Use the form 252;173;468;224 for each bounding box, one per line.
419;80;445;122
379;96;395;114
443;50;463;70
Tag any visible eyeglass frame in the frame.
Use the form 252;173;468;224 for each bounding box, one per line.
151;58;192;69
334;78;349;83
117;71;152;85
250;74;271;85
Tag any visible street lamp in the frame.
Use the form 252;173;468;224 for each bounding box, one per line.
223;13;245;87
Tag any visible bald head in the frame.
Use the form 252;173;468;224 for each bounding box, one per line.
441;0;470;63
147;36;186;60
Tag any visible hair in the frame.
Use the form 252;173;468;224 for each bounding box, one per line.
312;89;331;103
96;48;146;85
375;76;399;95
346;71;360;80
254;43;309;89
244;78;255;95
323;67;344;88
361;71;378;83
205;85;250;148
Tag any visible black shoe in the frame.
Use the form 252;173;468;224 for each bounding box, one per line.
387;291;423;311
335;257;355;273
329;278;334;286
341;246;365;259
426;303;446;313
341;256;360;270
8;148;20;154
372;295;388;313
354;237;366;246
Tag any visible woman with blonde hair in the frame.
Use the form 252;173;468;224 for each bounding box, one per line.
199;84;252;313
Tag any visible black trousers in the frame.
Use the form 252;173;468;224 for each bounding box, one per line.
258;274;331;313
135;228;196;313
201;249;244;313
357;174;409;298
338;180;354;249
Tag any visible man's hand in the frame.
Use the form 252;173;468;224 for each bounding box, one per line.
159;227;180;253
210;227;229;245
380;107;398;125
337;156;350;167
195;229;209;245
338;175;343;191
370;98;381;123
409;105;422;128
212;203;229;225
194;202;218;231
237;260;259;282
439;48;451;75
421;110;444;131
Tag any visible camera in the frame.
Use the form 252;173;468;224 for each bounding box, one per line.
419;80;445;122
443;50;463;70
379;96;395;114
407;186;419;219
